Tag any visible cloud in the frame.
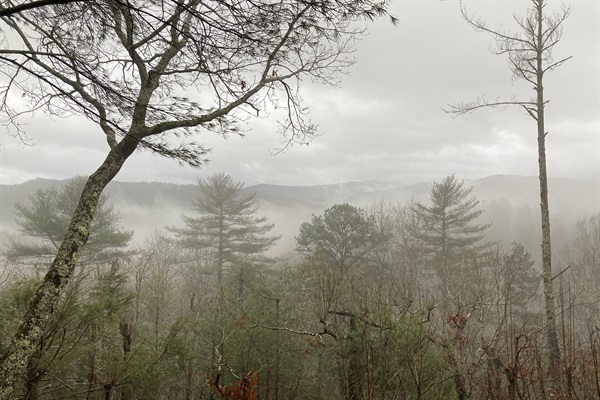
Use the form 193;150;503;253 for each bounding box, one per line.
1;1;597;188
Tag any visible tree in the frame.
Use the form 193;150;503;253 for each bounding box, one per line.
0;277;43;398
78;261;134;400
296;203;382;273
445;0;571;384
171;172;279;289
5;176;132;266
411;174;489;293
0;1;396;395
295;203;385;400
109;231;203;400
409;175;489;400
0;177;132;399
571;214;600;314
379;202;430;307
0;0;86;17
170;173;279;393
295;202;387;318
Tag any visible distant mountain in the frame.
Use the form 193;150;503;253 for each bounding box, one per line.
1;175;598;256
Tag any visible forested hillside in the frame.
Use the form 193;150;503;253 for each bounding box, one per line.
2;175;596;255
1;173;599;399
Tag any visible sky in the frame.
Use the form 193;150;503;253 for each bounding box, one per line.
1;0;599;187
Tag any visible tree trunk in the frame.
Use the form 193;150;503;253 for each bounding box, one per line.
448;349;467;400
120;321;133;400
274;298;280;400
186;360;194;400
534;0;561;389
24;369;39;400
104;384;112;400
23;344;43;400
347;316;361;400
0;135;139;399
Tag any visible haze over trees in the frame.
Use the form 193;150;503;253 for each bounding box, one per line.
0;0;397;394
1;0;597;399
5;176;132;266
1;172;600;398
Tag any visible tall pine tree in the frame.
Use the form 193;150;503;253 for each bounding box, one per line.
411;174;489;292
170;173;279;392
170;172;279;289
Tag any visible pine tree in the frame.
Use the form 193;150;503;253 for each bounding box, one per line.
412;174;490;291
295;203;386;400
170;172;279;289
296;203;381;272
6;176;132;266
446;0;572;382
1;177;132;399
170;173;279;394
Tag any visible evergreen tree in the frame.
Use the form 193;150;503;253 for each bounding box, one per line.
501;242;539;311
296;203;382;272
5;176;133;266
295;203;386;400
446;1;572;381
1;177;132;398
170;173;279;395
412;174;490;291
170;172;279;288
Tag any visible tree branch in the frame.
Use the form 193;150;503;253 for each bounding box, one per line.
0;0;89;17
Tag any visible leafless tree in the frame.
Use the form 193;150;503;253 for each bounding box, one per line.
445;0;571;389
0;1;397;396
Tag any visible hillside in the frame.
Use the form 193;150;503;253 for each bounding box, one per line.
1;175;598;256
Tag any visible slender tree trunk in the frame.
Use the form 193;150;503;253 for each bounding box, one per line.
104;384;112;400
534;0;561;388
448;347;467;400
0;135;140;399
186;360;194;400
24;368;39;400
347;317;361;400
274;298;280;400
217;211;224;289
210;210;226;400
120;321;133;400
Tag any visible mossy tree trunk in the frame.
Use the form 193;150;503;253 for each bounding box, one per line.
0;134;140;399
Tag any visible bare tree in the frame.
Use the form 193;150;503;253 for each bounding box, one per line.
0;1;397;396
445;0;571;389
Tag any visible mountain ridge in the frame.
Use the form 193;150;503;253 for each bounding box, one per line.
1;175;598;256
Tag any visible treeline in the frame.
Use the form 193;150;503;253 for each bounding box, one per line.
1;173;599;399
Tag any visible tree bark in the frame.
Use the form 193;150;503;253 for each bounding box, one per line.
120;321;133;400
534;0;561;388
449;336;467;400
0;135;139;399
347;316;361;400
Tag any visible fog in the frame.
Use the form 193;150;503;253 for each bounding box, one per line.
0;0;598;397
2;174;597;261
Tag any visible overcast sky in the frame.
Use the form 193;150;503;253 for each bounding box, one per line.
1;0;598;187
